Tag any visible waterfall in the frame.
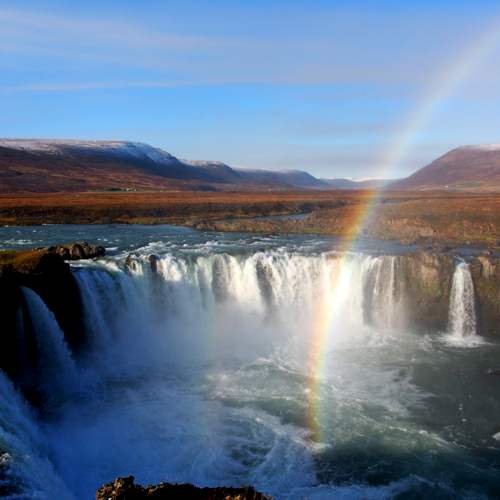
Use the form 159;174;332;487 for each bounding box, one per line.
448;262;477;339
72;252;403;357
4;239;492;500
0;371;76;498
21;287;78;394
74;268;122;349
363;256;400;329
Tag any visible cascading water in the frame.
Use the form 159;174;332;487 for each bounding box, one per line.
362;256;400;330
0;225;498;500
21;287;78;396
0;371;75;499
73;251;398;354
448;262;477;339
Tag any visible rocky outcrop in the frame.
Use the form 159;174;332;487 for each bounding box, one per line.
96;476;271;500
0;243;105;395
125;254;159;274
45;241;105;260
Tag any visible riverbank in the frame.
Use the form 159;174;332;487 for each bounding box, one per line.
1;190;499;248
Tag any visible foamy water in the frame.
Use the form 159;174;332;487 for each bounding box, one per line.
1;225;500;499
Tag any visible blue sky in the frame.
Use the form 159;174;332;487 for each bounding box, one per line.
1;1;500;179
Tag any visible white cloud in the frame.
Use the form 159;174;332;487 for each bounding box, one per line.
2;5;499;90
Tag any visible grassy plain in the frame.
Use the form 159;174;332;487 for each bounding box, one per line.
0;190;498;248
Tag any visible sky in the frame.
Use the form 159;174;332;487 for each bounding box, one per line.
1;0;500;179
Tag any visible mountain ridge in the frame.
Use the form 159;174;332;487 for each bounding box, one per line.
2;138;500;193
0;139;337;192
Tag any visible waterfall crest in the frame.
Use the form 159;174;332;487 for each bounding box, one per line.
72;252;405;356
448;262;477;339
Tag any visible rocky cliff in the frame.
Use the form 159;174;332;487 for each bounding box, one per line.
0;242;104;399
391;251;499;336
397;252;456;333
470;254;500;336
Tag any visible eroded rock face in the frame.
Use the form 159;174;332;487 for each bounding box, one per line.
96;476;271;500
470;255;500;336
390;251;500;336
397;251;455;333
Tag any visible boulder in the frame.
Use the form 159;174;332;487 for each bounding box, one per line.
96;476;271;500
46;242;105;260
149;254;159;274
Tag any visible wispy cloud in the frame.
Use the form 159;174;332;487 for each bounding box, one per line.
3;5;500;91
0;8;222;52
2;3;500;178
0;80;207;93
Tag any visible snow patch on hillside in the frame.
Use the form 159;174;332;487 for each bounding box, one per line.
0;139;66;153
113;142;177;163
183;160;231;168
0;139;177;164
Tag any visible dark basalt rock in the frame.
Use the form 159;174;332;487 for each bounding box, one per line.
45;241;105;260
149;254;159;273
96;476;271;500
0;242;105;393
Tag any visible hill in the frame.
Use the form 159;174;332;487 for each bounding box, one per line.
391;145;500;191
0;139;330;192
0;139;399;193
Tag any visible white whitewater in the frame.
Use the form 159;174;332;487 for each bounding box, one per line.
73;252;400;353
21;287;78;394
2;246;487;499
366;256;399;329
0;371;76;499
447;262;478;340
47;250;426;498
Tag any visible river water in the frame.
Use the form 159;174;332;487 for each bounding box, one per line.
1;225;500;499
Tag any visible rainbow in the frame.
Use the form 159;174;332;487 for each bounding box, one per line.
305;18;500;441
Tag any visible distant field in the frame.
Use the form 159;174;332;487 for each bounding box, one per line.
0;190;499;248
0;190;354;225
